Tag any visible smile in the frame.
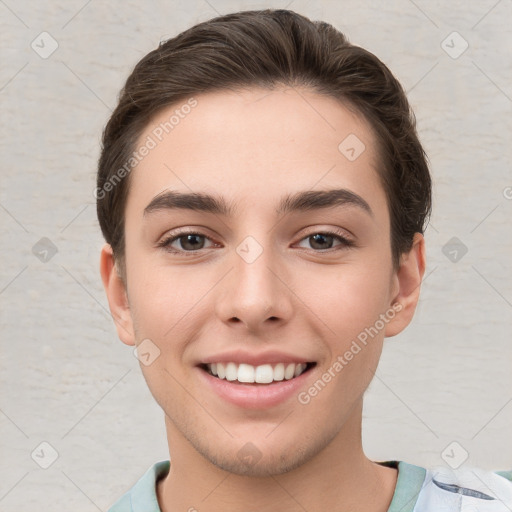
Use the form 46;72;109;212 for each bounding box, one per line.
203;362;314;384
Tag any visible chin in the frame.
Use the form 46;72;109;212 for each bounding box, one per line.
192;425;339;478
205;447;310;477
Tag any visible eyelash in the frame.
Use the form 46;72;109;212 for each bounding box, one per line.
157;228;355;255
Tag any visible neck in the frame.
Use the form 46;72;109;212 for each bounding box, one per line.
157;401;397;512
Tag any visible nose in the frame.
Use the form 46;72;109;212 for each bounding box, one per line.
215;237;294;333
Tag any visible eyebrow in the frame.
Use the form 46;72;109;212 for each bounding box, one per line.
143;188;373;218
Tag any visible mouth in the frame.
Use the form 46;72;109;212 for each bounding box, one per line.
200;362;316;385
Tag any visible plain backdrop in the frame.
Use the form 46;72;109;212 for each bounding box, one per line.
1;1;511;510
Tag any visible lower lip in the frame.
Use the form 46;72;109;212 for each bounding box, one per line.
197;366;313;409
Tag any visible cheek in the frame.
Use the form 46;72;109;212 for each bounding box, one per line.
305;264;393;339
127;261;215;342
300;271;390;414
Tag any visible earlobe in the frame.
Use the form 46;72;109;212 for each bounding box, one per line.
99;244;136;346
385;233;426;337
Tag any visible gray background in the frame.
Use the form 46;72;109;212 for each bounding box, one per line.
1;1;511;510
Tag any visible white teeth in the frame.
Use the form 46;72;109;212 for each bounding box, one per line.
254;364;273;384
238;363;255;383
225;362;237;381
273;363;285;381
205;362;308;383
284;363;296;380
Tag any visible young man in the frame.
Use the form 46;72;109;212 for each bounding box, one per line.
97;9;512;512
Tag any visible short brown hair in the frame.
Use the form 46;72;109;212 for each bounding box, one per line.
96;8;431;274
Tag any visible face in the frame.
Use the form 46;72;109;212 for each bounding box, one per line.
103;86;422;477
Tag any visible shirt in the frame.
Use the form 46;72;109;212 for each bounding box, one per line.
107;459;512;512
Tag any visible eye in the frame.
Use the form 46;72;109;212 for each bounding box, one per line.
296;230;354;251
158;228;355;255
158;231;216;254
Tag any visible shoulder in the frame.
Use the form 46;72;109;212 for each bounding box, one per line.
108;493;131;512
107;460;170;512
396;461;512;512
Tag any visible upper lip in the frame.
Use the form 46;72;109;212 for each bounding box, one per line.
199;349;314;367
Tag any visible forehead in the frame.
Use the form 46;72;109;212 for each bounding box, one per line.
125;86;388;220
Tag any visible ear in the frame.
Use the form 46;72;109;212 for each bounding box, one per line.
385;233;426;337
99;244;136;346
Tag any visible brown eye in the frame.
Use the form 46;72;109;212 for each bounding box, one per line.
159;231;216;254
308;233;335;250
297;231;354;251
174;234;206;251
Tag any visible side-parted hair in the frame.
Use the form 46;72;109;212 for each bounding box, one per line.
97;8;431;275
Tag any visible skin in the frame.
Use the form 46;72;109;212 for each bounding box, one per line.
100;86;426;512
